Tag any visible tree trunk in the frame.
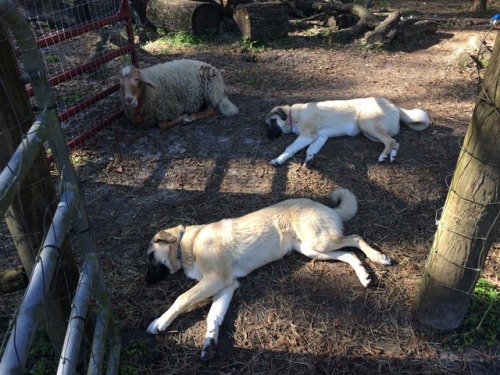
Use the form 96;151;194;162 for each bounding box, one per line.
0;25;79;355
413;32;500;330
146;0;222;36
233;1;289;40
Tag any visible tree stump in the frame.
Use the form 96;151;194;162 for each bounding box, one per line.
146;0;221;36
233;1;289;40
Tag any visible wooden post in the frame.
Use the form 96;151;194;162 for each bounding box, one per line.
413;32;500;330
0;25;79;355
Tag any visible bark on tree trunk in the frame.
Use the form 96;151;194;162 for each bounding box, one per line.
233;1;289;40
146;0;222;36
0;25;79;356
413;32;500;330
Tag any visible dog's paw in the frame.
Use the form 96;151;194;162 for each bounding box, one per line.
270;159;282;166
378;254;392;265
378;153;388;163
389;143;400;162
182;114;192;124
201;338;217;360
146;318;168;335
360;274;373;288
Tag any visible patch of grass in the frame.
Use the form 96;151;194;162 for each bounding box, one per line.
240;38;267;54
446;279;500;350
66;90;84;105
119;338;150;375
25;331;58;375
156;29;217;48
359;40;386;52
45;55;60;63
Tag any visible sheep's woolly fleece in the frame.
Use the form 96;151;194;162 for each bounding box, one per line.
121;59;238;128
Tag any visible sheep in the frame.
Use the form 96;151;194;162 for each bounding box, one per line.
119;59;239;129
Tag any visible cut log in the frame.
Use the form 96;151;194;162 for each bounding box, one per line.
398;19;438;39
233;1;289;40
146;0;222;36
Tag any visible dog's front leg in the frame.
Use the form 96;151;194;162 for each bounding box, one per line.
304;136;328;166
146;276;227;335
201;280;240;359
271;135;314;166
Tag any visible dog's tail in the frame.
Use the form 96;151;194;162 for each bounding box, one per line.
329;188;358;222
399;107;430;131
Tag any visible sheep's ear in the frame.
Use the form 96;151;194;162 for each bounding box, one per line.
138;72;156;89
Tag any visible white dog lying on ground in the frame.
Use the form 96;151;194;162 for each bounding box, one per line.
144;187;391;359
265;97;429;166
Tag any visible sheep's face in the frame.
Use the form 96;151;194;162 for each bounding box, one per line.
119;66;154;108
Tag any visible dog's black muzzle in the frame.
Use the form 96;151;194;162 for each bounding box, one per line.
266;120;283;139
145;263;169;284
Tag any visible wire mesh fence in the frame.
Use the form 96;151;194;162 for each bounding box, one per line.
14;0;136;144
0;0;132;372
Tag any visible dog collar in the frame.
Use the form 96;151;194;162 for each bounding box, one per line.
288;108;293;127
177;226;185;265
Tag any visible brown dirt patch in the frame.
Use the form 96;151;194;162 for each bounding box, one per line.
70;2;500;374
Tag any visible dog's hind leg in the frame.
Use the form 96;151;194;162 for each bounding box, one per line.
271;135;314;166
201;280;240;359
146;276;227;334
322;235;392;265
361;128;399;162
296;246;373;287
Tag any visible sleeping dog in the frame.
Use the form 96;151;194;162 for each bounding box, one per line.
145;187;391;359
265;97;429;166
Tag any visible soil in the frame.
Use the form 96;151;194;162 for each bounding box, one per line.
25;1;500;374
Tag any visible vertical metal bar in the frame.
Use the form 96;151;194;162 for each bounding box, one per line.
0;117;46;216
121;0;139;67
57;254;99;375
0;190;76;373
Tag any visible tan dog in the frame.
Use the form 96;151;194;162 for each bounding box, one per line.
145;188;391;358
265;97;429;166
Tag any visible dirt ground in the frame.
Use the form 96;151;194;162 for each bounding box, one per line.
67;2;500;374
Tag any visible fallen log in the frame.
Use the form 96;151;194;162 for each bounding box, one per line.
233;1;289;40
146;0;222;36
398;18;439;39
363;10;400;45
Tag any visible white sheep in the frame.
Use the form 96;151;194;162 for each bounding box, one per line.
119;59;238;129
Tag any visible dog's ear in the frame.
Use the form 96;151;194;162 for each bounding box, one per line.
275;107;288;121
154;231;177;244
